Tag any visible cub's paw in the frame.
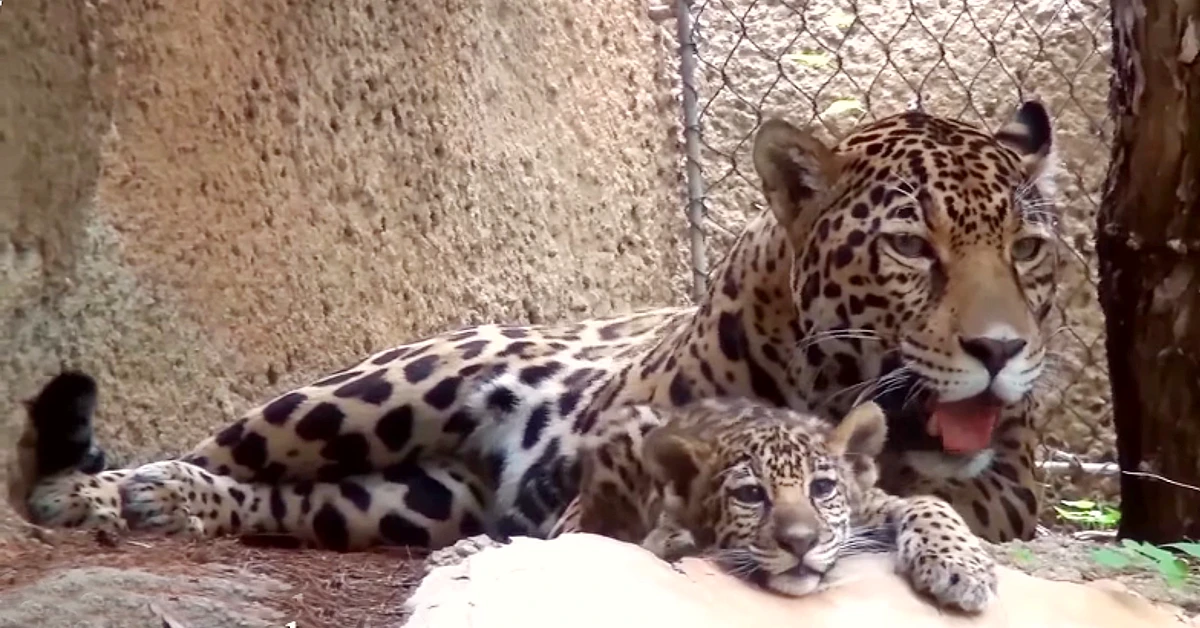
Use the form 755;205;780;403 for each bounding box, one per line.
424;534;507;572
640;523;697;563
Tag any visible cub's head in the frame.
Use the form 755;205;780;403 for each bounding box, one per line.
642;399;887;596
752;103;1058;474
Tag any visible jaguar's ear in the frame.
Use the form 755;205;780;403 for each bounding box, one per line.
828;401;887;459
994;101;1055;179
643;424;715;502
752;118;844;240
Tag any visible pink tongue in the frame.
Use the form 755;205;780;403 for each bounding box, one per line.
932;398;1001;453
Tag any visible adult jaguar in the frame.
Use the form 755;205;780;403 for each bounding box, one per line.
11;101;1058;550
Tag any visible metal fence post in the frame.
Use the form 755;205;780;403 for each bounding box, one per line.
673;0;709;303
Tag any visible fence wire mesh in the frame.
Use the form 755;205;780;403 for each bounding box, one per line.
670;0;1116;524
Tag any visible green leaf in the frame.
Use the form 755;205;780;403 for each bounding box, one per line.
1091;548;1134;569
1011;548;1035;564
1054;507;1086;521
1164;542;1200;560
1126;541;1178;565
1054;505;1114;527
788;52;832;68
1060;499;1097;509
1084;510;1119;529
1120;539;1150;553
821;98;865;118
1154;558;1189;588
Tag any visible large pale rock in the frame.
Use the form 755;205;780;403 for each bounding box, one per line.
404;533;1192;628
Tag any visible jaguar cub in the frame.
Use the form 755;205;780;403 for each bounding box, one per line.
435;398;997;614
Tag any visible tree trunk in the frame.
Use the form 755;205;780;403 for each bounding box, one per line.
1097;0;1200;544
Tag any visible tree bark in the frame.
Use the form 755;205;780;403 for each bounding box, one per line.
1097;0;1200;544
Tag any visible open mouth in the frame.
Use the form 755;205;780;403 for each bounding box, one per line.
865;364;1003;455
925;392;1004;454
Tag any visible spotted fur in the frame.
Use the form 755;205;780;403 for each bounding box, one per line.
11;102;1059;552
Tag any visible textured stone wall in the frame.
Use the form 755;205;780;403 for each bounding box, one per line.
0;0;686;538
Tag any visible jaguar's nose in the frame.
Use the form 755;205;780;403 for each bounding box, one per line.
958;336;1026;376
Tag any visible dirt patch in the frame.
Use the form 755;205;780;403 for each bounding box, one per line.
0;531;427;628
992;531;1200;616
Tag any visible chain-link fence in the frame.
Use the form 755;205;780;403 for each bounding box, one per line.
665;0;1117;522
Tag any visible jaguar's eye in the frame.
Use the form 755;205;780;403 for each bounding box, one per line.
809;478;837;499
883;233;934;259
730;485;768;504
1011;236;1044;262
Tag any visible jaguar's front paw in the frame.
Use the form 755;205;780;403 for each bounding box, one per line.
901;540;997;613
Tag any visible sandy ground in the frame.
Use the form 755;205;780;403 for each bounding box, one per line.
0;528;1195;628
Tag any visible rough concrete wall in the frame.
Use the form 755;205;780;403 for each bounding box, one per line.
0;0;685;538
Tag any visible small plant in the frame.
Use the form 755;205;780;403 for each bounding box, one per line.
1010;546;1036;566
1092;539;1200;588
1054;498;1121;530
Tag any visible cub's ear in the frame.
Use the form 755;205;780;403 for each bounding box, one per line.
752;118;843;239
994;100;1055;177
828;401;887;459
643;425;715;503
829;401;887;490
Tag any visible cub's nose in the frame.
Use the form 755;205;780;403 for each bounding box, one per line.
775;527;817;559
958;336;1026;376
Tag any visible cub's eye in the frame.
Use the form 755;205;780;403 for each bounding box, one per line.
1011;236;1044;262
882;233;934;259
730;485;768;504
809;478;837;499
